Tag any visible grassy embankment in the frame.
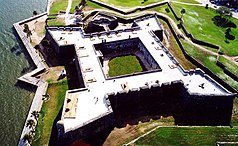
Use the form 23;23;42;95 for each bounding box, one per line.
48;0;79;26
49;0;79;14
99;0;163;8
218;56;238;76
32;79;68;146
108;55;143;77
135;127;238;145
47;0;105;26
169;3;238;56
174;0;201;4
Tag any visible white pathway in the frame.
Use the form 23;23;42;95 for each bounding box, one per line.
65;0;75;25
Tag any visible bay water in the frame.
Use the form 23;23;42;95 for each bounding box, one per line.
0;0;47;145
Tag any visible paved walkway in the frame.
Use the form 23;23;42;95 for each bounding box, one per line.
65;0;73;24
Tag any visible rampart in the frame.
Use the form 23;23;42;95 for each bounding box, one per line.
107;80;234;127
55;79;234;145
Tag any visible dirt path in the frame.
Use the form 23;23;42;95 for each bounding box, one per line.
65;0;73;24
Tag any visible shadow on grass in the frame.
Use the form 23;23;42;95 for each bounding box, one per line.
110;93;233;127
212;16;237;28
79;127;114;146
48;106;63;146
225;33;236;40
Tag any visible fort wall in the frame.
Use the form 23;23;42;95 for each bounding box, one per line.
57;112;115;146
107;80;234;126
57;79;234;145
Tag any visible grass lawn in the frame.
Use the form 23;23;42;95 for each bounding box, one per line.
98;0;163;8
32;80;68;146
105;117;175;146
218;56;238;76
85;0;105;9
134;127;238;145
47;17;65;26
50;0;80;14
108;55;143;77
160;20;196;70
181;39;238;90
174;0;201;4
169;3;238;56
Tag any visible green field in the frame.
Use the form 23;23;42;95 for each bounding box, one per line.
99;0;163;8
50;0;80;14
47;17;65;26
108;55;143;77
181;39;238;90
160;20;196;70
174;0;201;4
135;127;238;145
218;56;238;76
86;0;106;9
169;3;238;56
32;80;68;146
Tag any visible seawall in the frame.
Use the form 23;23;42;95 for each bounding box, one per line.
13;13;49;146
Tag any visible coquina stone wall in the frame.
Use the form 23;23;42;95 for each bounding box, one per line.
57;112;115;146
107;80;234;126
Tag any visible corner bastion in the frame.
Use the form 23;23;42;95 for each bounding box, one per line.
45;13;236;145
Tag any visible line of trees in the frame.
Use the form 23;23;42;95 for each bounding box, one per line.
23;111;40;145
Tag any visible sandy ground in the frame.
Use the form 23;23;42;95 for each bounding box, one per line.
20;15;47;45
41;66;66;82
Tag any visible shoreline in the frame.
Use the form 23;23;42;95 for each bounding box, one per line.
14;14;48;145
14;0;52;144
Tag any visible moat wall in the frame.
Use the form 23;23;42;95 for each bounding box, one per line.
107;80;234;127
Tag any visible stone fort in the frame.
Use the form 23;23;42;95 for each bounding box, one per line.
46;13;236;145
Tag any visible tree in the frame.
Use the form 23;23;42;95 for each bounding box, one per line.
226;27;231;34
216;6;232;20
23;24;32;41
33;10;37;16
180;8;186;19
33;10;38;23
23;24;29;33
75;5;79;11
23;134;33;144
80;0;86;6
31;111;39;120
26;119;36;129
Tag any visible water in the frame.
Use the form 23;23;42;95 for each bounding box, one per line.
0;0;47;145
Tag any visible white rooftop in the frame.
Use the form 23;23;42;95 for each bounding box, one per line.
49;16;232;132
